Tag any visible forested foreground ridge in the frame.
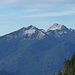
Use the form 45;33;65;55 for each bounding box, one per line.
57;53;75;75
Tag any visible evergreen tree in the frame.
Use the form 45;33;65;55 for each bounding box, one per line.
70;52;75;65
57;70;62;75
63;59;70;75
57;53;75;75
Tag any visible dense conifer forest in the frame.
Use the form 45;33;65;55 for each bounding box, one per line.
57;53;75;75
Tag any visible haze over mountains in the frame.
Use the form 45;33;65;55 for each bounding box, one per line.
0;24;75;75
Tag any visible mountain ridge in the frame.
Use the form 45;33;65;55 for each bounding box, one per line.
1;23;75;40
0;24;75;75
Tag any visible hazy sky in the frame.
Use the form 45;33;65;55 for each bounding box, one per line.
0;0;75;36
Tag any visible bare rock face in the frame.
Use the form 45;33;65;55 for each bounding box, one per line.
47;23;68;31
46;23;71;38
3;25;46;40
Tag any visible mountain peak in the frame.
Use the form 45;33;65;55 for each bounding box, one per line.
22;25;38;36
47;23;68;31
27;25;37;29
22;25;45;39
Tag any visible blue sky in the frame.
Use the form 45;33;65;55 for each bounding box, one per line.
0;0;75;36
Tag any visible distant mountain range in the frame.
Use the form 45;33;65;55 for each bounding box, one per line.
0;23;75;75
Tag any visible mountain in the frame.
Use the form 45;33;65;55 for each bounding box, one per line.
46;23;72;38
0;24;75;75
2;25;46;40
47;23;68;31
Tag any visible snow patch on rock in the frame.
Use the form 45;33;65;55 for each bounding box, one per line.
23;26;36;36
47;23;63;31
